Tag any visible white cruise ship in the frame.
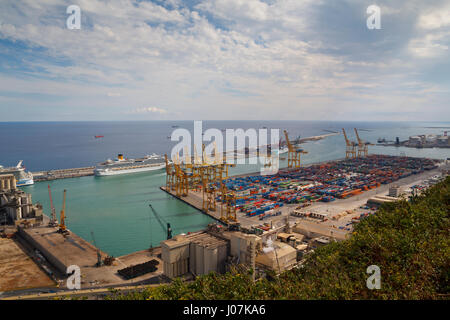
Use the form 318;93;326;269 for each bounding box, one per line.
94;153;166;176
0;160;34;186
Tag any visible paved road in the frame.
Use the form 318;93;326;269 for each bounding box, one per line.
1;283;161;300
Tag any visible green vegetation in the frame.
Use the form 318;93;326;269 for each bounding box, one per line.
111;177;449;300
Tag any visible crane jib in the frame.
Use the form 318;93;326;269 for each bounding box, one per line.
149;204;172;239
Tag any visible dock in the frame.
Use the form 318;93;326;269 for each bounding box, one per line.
13;224;165;290
18;225;108;275
160;186;226;224
32;167;94;182
161;155;445;238
298;132;340;143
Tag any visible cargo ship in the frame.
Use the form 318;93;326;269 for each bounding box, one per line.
0;160;34;186
94;153;166;176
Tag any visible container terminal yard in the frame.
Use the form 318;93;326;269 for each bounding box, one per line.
1;131;449;300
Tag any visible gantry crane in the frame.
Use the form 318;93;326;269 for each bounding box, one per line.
173;161;190;197
202;177;217;212
168;141;234;217
167;151;190;197
354;128;372;157
58;189;69;235
342;128;357;159
47;185;58;227
164;154;176;191
283;130;308;168
220;182;237;223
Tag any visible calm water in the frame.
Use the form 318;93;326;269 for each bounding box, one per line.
2;121;450;256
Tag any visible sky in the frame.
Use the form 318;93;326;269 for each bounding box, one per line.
0;0;449;121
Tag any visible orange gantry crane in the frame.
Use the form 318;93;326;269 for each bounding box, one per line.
342;128;357;159
354;128;372;157
58;189;69;235
219;182;237;223
283;130;308;168
164;154;176;191
166;142;237;224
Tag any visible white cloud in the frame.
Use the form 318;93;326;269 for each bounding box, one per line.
129;107;168;114
417;5;450;30
409;2;450;58
409;32;449;58
0;0;448;121
196;0;270;22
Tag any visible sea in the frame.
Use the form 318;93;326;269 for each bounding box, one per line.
1;120;449;256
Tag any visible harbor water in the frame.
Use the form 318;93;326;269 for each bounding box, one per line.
2;120;449;256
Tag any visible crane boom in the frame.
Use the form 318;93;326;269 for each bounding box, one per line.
149;204;172;239
47;185;58;226
91;231;103;267
354;128;362;144
342;128;357;159
283;130;294;151
59;189;67;232
354;128;369;157
342;128;351;146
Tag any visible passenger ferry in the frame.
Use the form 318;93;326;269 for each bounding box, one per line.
0;161;34;186
94;153;167;176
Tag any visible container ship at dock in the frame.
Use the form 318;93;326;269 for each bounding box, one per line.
94;153;166;176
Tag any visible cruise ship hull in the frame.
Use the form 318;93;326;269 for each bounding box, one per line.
16;178;34;186
94;164;165;176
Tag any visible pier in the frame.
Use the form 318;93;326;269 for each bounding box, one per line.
32;167;94;182
10;223;165;291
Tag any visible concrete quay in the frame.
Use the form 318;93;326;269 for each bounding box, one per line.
32;167;94;182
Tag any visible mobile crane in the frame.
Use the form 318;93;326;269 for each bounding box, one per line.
47;185;58;227
57;189;69;235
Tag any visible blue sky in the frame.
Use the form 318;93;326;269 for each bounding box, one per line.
0;0;448;121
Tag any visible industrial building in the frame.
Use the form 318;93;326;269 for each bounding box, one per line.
161;223;319;280
366;195;399;207
161;231;229;279
0;174;43;226
388;185;401;198
256;241;297;273
405;134;449;148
